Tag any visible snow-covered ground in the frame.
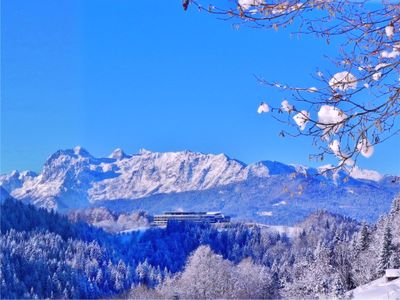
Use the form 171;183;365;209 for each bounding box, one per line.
347;277;400;300
245;222;301;237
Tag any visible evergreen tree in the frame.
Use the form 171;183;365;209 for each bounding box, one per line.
389;246;400;269
377;224;393;276
389;194;400;218
332;273;346;299
355;222;369;253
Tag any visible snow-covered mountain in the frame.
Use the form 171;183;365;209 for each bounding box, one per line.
1;146;399;224
0;146;254;209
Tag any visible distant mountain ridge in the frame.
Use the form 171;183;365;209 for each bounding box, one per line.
1;146;399;224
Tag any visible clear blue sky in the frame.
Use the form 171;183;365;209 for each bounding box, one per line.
1;0;399;175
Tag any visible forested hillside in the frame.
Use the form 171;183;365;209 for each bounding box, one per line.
1;195;399;299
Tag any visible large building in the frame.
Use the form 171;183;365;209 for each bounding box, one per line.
153;211;230;226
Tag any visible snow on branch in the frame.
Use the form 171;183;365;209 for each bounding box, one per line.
189;0;400;170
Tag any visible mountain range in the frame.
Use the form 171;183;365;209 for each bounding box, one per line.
1;146;399;225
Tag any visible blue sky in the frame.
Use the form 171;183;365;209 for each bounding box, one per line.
1;0;399;175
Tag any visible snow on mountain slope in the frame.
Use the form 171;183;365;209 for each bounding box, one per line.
349;165;383;182
348;276;400;300
0;146;398;221
88;149;250;201
0;170;37;193
1;147;261;210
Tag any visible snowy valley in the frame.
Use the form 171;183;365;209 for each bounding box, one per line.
1;147;400;299
1;193;400;299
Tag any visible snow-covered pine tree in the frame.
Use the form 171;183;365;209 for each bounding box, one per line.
389;250;400;270
377;223;393;276
355;222;370;253
389;194;400;218
332;272;346;299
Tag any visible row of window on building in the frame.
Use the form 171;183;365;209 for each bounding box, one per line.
152;211;231;226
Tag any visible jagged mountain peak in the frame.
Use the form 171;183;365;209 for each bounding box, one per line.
20;170;38;177
258;161;296;175
45;147;92;165
73;145;92;157
3;170;37;180
0;147;396;217
10;170;19;177
137;148;237;160
109;148;130;160
138;148;152;155
131;149;248;171
5;170;37;180
0;169;38;194
1;147;253;210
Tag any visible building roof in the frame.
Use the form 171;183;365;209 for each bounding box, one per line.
157;211;222;216
347;276;400;299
